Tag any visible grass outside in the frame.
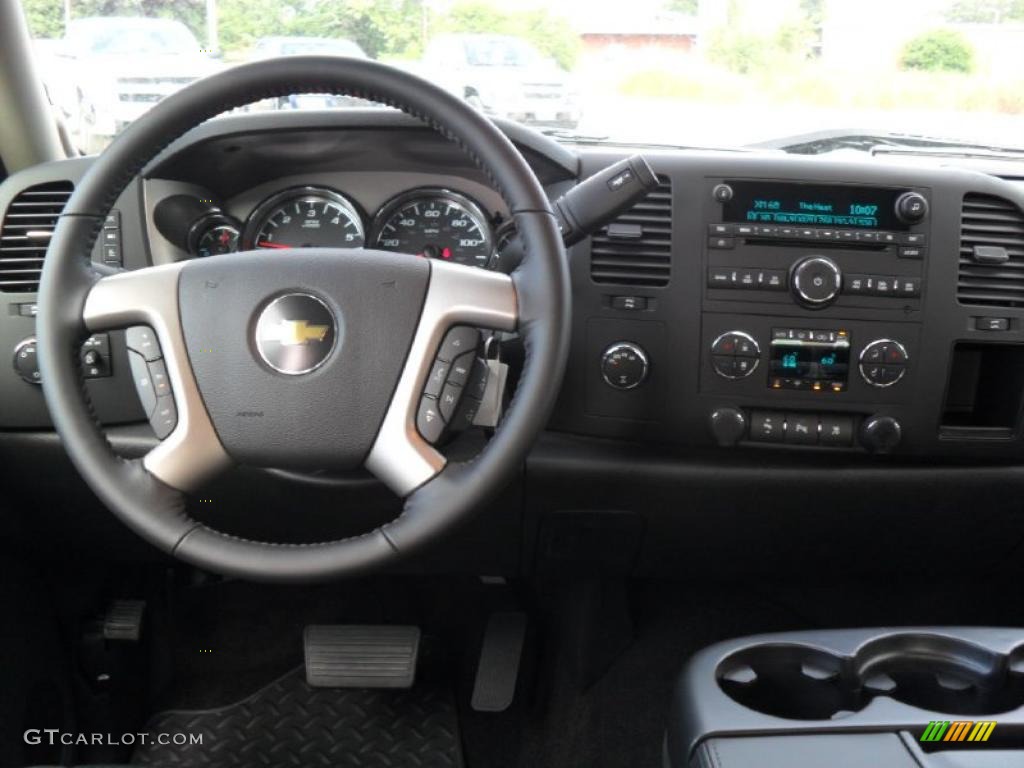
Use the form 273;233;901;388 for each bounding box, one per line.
616;63;1024;117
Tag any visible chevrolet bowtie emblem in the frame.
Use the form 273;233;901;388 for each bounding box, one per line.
254;293;336;375
262;319;331;346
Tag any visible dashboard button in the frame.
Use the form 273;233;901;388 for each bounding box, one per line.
438;382;462;422
713;183;733;202
708;268;734;288
424;359;450;397
785;413;818;445
733;357;757;377
976;317;1010;331
712;334;738;355
902;233;926;245
712;355;737;378
611;295;647;311
709;223;734;236
447;353;473;387
150;395;177;439
750;411;784;442
899;246;925;259
763;270;787;290
883;345;907;365
845;274;869;294
126;326;161;361
895;277;921;297
148;359;171;397
734;336;759;357
819;415;853;446
708;236;735;249
878;232;898;244
438;326;479;362
736;224;755;236
416;396;444;443
128;349;157;417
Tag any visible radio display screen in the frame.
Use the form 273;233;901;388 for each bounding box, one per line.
723;181;906;230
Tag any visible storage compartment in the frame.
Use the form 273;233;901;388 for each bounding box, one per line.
716;634;1024;720
941;343;1024;437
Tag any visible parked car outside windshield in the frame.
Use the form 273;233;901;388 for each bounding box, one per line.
21;0;1024;155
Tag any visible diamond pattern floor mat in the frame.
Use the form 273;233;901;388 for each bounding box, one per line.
133;666;463;767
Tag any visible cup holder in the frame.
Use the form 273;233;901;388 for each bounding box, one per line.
717;634;1024;720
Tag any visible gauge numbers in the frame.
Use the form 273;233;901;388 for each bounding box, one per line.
372;190;493;268
246;187;364;250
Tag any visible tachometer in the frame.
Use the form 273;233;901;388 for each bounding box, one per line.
245;187;365;250
371;190;494;268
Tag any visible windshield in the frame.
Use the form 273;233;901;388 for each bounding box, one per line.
23;0;1024;154
66;19;200;56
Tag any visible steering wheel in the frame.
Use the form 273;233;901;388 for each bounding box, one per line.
36;57;570;583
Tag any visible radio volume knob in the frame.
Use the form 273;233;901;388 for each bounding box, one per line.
791;256;842;308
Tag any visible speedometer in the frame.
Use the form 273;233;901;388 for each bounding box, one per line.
371;190;494;268
245;187;365;250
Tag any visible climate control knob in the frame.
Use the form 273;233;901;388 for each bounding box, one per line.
791;256;842;307
601;342;649;390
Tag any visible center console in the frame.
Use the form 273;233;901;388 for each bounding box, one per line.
666;628;1024;767
558;153;1024;461
701;178;928;453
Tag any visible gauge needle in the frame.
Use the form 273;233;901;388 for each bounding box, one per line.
257;240;291;249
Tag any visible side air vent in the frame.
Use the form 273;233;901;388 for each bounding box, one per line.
590;176;672;287
0;180;74;292
957;193;1024;307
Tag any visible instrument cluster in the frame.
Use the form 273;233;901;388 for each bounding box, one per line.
183;185;510;271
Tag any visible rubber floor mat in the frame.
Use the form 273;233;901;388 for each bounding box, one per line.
133;666;463;767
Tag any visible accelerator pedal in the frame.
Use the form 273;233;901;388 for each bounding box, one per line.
471;611;527;712
303;625;420;689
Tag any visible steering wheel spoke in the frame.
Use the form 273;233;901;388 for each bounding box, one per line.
366;260;517;497
83;263;231;491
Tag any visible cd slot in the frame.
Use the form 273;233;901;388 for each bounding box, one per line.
742;237;885;252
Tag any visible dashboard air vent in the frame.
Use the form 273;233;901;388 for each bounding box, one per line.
590;176;671;287
0;180;74;292
957;193;1024;307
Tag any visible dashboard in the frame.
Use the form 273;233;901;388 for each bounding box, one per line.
3;109;1024;467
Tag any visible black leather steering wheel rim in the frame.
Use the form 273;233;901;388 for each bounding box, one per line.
37;56;570;583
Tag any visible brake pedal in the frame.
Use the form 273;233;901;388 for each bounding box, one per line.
304;625;420;689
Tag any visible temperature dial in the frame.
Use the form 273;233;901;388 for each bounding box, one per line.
601;342;649;390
